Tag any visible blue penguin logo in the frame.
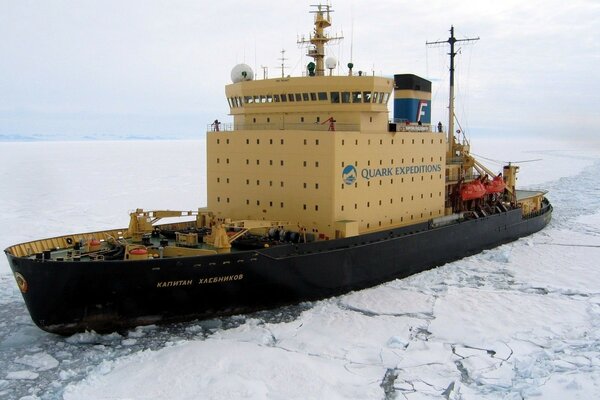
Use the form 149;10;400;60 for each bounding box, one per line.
342;165;357;185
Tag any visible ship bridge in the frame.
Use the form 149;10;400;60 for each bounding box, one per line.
224;75;393;132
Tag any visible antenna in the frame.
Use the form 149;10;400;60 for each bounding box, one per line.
260;65;268;80
278;49;288;78
297;3;343;76
350;5;354;64
427;26;479;157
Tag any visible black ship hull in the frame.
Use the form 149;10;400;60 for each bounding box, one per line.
6;202;552;335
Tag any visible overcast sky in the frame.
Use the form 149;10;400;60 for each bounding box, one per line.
1;0;598;143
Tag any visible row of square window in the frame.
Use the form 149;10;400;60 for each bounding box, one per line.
215;178;283;187
215;138;444;146
215;193;441;206
342;157;443;167
228;91;390;108
215;158;443;167
214;177;442;187
216;138;287;145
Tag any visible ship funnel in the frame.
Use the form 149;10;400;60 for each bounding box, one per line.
393;74;432;124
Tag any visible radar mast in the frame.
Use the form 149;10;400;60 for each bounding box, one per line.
297;4;343;76
427;27;479;157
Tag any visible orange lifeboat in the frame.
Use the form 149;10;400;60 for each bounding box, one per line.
460;180;486;201
485;175;506;194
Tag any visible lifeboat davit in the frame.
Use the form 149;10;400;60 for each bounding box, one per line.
460;181;487;201
485;175;506;194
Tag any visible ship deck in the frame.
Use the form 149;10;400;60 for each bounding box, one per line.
516;189;548;201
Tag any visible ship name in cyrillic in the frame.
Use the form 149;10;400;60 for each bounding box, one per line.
156;279;193;288
156;274;244;288
199;274;244;284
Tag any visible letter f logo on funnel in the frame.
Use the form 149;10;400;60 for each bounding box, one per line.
342;165;357;185
417;100;428;123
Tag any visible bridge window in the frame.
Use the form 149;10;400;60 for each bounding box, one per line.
310;93;317;101
341;92;350;103
295;93;302;101
363;92;372;103
280;94;287;102
352;92;362;103
302;93;309;101
330;92;340;103
274;94;280;102
318;92;328;101
288;94;295;102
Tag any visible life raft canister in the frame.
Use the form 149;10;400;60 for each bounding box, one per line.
88;239;102;252
128;248;149;260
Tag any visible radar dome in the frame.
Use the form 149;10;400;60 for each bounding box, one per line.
325;57;337;70
230;64;254;83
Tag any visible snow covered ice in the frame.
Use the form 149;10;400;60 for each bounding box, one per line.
1;138;599;399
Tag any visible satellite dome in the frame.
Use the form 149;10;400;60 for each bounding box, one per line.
231;64;254;83
325;57;337;70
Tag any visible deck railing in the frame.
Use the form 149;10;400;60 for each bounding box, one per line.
207;122;440;133
207;122;360;132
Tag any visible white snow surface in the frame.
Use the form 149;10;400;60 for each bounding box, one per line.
1;138;600;399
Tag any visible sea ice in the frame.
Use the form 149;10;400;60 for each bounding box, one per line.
15;352;59;371
1;140;600;399
5;370;39;380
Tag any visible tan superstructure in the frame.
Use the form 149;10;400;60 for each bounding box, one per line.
206;4;448;240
